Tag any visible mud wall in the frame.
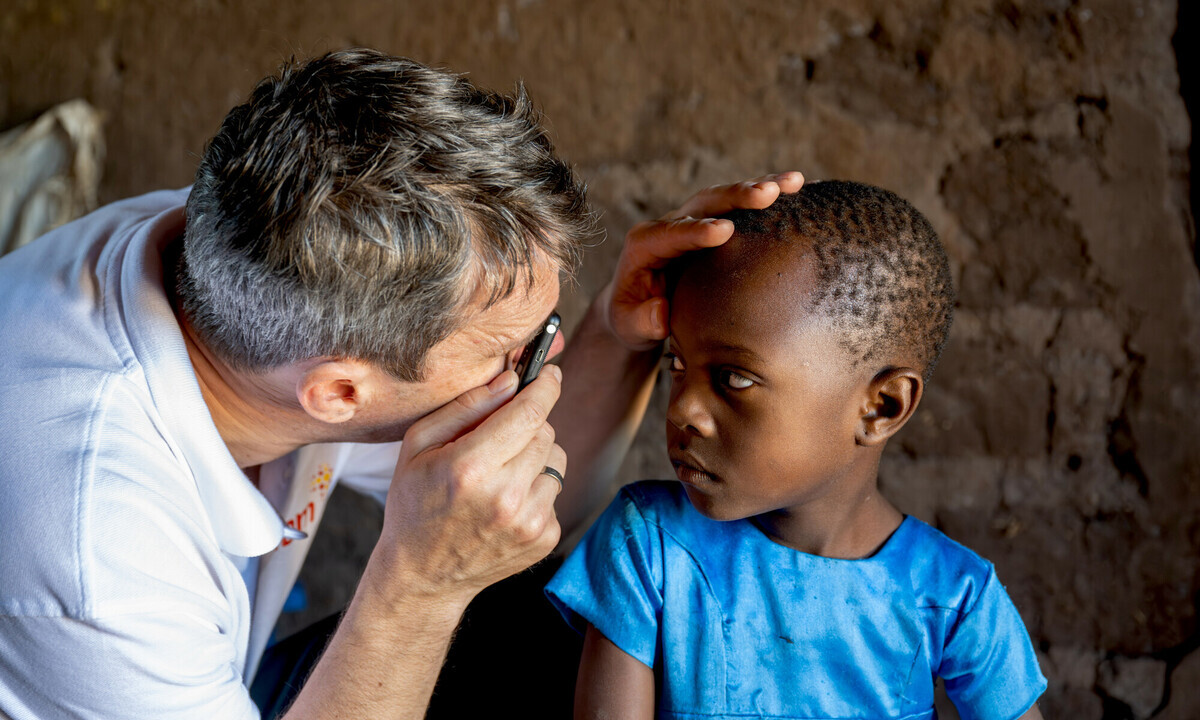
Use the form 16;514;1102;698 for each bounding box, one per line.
3;1;1197;717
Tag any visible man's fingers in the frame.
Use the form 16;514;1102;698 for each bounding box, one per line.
506;430;567;499
625;217;734;270
773;170;805;194
455;364;563;467
663;171;805;220
505;443;566;549
610;298;668;348
402;370;518;455
538;444;568;497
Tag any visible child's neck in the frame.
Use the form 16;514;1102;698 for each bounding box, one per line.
752;476;904;560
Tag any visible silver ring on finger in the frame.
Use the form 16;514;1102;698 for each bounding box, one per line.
540;466;564;492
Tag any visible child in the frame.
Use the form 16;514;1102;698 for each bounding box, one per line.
546;181;1046;720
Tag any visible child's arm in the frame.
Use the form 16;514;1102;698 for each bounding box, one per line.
575;624;655;720
1015;705;1045;720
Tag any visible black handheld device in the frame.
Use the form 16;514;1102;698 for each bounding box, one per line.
514;311;561;391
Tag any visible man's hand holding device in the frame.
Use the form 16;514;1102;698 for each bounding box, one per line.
516;312;562;392
516;312;566;491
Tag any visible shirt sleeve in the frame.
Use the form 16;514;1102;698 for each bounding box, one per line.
939;568;1048;720
0;612;260;720
544;487;663;668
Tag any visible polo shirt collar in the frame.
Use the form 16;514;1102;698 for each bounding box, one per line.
117;191;288;558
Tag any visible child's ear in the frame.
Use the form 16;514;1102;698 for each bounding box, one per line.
856;367;924;447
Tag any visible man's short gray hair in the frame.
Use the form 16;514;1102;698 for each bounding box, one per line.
180;48;596;382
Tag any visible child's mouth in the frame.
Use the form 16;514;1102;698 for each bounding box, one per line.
671;459;717;486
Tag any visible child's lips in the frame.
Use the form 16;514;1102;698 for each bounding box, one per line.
671;457;718;486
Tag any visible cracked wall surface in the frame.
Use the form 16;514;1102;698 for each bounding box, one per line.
3;1;1197;717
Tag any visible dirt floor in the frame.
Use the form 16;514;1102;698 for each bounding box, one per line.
3;1;1198;717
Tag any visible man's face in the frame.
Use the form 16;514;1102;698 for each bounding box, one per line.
665;240;868;523
355;258;563;441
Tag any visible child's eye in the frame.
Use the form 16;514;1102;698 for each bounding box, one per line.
664;353;684;372
720;369;754;390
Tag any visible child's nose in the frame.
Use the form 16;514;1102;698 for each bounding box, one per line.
666;380;715;437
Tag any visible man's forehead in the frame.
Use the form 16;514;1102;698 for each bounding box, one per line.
456;263;561;353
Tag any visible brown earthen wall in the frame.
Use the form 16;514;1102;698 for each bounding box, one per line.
3;1;1197;716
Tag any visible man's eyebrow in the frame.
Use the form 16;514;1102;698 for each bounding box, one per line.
506;324;543;355
519;326;542;348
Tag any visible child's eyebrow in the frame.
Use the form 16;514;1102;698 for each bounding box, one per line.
708;342;768;366
668;333;768;366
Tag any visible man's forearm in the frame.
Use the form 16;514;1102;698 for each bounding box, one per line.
550;286;661;537
281;557;471;719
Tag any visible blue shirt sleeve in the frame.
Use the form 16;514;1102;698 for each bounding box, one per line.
939;567;1047;720
545;488;663;668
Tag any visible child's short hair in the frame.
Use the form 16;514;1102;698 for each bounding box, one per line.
723;180;955;381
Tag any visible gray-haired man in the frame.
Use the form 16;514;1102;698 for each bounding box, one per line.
0;48;801;719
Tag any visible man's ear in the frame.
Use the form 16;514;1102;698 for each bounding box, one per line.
296;359;375;425
856;367;924;447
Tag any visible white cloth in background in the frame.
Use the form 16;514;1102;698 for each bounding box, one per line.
0;99;103;257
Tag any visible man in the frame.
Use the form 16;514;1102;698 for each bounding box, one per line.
0;48;801;719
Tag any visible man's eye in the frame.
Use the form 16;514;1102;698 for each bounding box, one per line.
665;353;684;372
720;370;754;390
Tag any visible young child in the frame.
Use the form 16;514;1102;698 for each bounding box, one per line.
546;180;1047;720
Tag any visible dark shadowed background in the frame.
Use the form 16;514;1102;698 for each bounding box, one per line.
3;1;1197;717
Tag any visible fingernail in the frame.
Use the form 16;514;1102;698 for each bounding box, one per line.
752;181;774;190
489;371;516;394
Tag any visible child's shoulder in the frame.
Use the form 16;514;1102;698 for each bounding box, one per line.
894;516;1000;612
608;479;697;530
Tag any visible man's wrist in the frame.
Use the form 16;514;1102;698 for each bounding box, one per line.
357;543;477;622
591;280;619;342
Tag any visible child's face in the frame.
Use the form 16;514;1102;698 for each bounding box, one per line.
665;240;870;523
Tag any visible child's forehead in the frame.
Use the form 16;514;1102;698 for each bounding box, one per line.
679;233;818;303
674;235;832;339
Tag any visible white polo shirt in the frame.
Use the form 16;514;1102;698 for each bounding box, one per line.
0;189;397;719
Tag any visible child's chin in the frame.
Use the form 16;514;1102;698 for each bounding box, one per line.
681;485;747;522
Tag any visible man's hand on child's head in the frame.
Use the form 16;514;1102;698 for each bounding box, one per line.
603;172;805;351
663;172;805;221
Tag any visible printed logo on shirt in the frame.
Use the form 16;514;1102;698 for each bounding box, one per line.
280;464;333;547
310;463;332;499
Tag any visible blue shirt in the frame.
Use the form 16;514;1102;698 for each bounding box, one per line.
546;481;1046;720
